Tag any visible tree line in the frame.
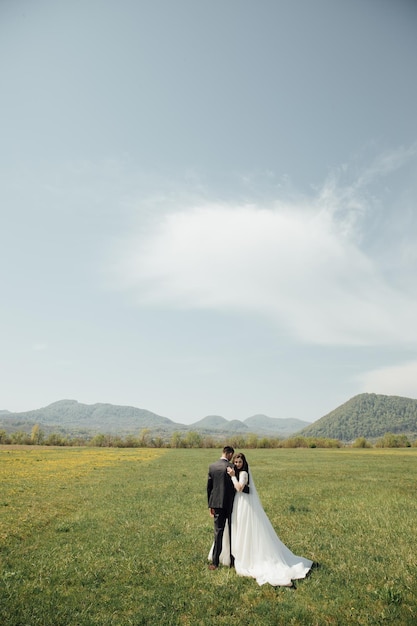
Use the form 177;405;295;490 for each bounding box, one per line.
0;425;416;449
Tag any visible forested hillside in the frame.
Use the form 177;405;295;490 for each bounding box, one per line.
0;400;178;436
298;393;417;441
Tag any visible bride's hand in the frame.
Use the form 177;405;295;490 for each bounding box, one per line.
227;467;235;476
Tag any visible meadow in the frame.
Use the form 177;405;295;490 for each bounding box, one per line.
1;446;416;625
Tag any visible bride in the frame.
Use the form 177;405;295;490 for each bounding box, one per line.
209;452;313;587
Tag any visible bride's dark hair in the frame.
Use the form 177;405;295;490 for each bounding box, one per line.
233;453;249;482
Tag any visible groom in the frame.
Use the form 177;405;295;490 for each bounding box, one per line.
207;445;235;570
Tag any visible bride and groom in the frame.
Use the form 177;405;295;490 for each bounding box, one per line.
207;445;313;587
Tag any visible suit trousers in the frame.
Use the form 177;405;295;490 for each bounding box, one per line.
212;508;232;567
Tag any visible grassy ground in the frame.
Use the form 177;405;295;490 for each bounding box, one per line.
1;446;417;625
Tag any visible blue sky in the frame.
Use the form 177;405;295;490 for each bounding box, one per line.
1;0;417;424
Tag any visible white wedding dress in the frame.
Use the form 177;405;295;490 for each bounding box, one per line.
209;470;312;586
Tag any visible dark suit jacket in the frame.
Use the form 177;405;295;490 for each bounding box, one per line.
207;458;235;513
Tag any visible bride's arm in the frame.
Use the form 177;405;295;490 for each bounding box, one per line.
230;470;248;492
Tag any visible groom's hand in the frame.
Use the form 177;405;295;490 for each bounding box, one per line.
209;508;215;517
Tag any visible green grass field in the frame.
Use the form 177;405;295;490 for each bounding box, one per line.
1;446;416;625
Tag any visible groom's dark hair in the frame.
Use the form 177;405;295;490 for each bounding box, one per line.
223;446;234;455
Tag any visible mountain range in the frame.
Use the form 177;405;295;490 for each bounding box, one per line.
0;399;310;438
2;393;417;442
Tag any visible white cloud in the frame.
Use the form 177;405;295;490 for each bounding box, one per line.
359;361;417;400
316;143;417;241
111;150;417;348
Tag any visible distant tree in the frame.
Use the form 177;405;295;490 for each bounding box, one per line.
138;428;150;447
268;437;282;448
201;435;217;448
123;434;139;448
10;431;31;445
282;436;309;448
352;437;372;448
89;433;108;447
170;431;185;448
184;431;202;448
110;436;124;447
257;437;270;448
227;435;247;449
0;429;9;444
31;424;44;445
44;433;67;446
246;434;259;449
70;436;87;446
375;432;411;448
